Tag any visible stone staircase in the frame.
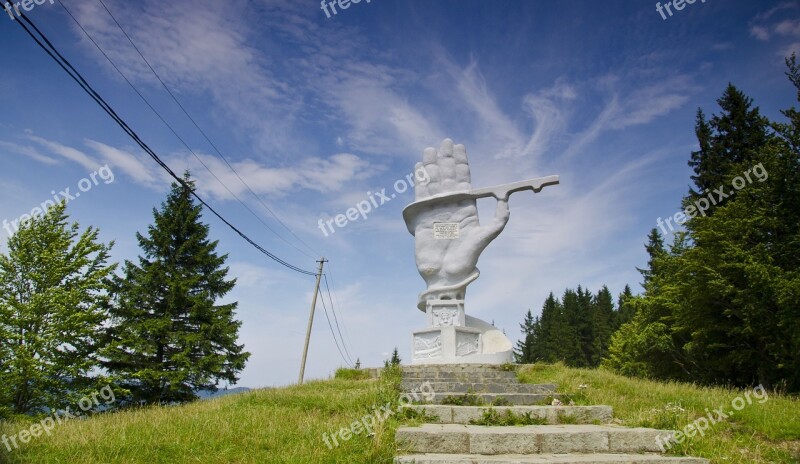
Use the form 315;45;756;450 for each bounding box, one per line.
395;365;708;464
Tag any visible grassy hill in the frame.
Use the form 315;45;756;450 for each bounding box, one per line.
0;364;797;463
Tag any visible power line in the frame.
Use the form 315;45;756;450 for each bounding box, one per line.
11;11;316;276
323;273;355;365
56;0;317;261
95;0;323;260
318;286;353;368
324;265;356;356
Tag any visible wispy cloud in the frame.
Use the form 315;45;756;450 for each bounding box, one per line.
560;77;690;160
84;140;161;189
27;135;101;171
18;134;377;202
68;0;299;156
0;141;59;165
750;3;800;56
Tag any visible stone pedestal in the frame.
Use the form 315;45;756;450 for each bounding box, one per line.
411;300;513;365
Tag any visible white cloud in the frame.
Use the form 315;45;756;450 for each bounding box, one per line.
0;141;59;165
521;81;576;161
169;152;375;201
751;25;771;41
68;0;299;155
84;140;162;189
27;135;101;171
750;5;800;54
776;19;800;37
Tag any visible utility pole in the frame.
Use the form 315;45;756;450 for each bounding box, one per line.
298;258;327;385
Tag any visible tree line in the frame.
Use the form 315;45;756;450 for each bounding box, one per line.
0;174;250;417
514;285;634;368
516;56;800;393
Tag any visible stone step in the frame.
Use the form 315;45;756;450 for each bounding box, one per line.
396;424;675;455
403;405;613;425
425;392;556;406
402;364;518;371
401;381;555;395
402;371;520;381
395;453;709;464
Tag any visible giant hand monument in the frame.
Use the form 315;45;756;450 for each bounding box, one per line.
403;138;559;364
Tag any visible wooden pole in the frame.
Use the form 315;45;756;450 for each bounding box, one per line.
298;258;326;384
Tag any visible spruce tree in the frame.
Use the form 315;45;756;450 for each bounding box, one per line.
687;84;770;208
615;285;635;329
603;233;692;380
636;229;666;286
673;61;800;389
0;202;115;414
103;174;250;404
514;309;537;363
552;289;582;366
590;286;615;366
534;293;561;362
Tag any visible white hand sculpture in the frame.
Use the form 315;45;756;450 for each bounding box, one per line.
404;139;510;310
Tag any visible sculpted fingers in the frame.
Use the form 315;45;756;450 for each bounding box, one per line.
438;139;457;191
417;139;475;197
423;146;437;164
439;138;455;158
414;162;431;200
423;147;441;195
454;143;471;191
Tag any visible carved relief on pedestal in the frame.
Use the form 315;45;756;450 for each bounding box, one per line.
455;331;481;357
432;308;460;327
413;331;442;359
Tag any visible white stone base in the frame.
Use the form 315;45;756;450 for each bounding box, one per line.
411;300;513;365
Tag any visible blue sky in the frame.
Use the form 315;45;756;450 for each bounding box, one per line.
1;0;798;388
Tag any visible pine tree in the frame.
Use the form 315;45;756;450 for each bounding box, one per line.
531;292;566;363
551;289;582;366
673;65;800;388
103;174;250;404
605;72;800;389
603;233;692;380
514;309;537;363
636;229;666;287
615;285;635;329
534;293;561;362
0;203;115;414
590;286;615;366
390;347;401;366
687;84;770;209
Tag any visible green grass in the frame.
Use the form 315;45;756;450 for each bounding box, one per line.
333;367;371;381
0;366;407;464
2;363;797;463
518;363;800;463
468;409;548;426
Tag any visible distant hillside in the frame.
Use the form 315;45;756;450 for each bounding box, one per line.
195;387;252;399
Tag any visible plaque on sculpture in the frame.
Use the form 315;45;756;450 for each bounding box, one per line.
404;138;559;364
433;223;460;239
